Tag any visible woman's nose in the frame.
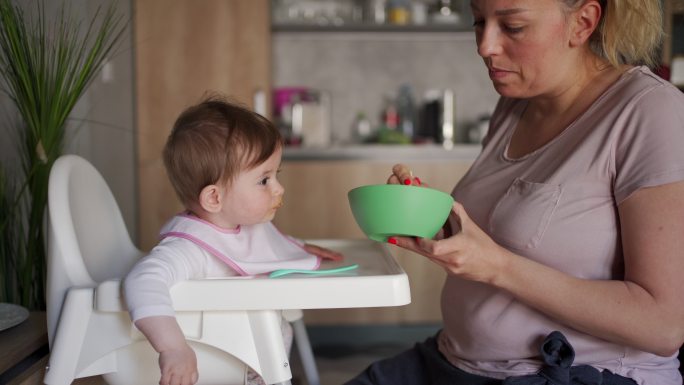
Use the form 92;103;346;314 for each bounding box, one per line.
477;24;502;58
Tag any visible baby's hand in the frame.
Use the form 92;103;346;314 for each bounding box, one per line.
303;243;344;262
158;343;198;385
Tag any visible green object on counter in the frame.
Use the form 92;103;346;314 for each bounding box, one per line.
376;127;411;144
269;264;360;278
348;184;454;242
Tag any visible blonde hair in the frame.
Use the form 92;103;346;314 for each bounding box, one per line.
163;95;282;209
561;0;664;68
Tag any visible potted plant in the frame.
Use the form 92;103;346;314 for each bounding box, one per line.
0;0;125;310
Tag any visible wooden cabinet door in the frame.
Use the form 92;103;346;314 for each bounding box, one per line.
134;0;271;250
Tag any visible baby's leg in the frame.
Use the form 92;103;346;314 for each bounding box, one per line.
245;316;294;385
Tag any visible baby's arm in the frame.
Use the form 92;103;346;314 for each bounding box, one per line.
135;316;198;385
124;239;211;385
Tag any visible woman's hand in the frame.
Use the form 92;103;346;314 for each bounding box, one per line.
386;163;458;238
303;243;344;261
387;163;422;186
389;201;510;284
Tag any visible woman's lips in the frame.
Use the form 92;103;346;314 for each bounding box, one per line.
488;67;512;80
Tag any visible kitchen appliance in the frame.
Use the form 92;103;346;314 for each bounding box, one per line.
418;88;455;148
273;87;331;147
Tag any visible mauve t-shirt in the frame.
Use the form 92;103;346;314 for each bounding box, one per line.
438;66;684;385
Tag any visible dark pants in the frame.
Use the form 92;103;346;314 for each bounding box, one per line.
344;331;637;385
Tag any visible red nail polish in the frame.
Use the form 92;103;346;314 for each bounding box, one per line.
415;177;422;186
387;237;398;245
403;179;411;185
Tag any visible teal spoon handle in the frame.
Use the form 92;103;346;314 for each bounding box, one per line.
269;264;359;278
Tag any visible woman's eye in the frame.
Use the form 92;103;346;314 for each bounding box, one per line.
258;177;269;186
504;25;524;33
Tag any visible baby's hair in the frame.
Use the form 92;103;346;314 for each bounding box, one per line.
163;94;282;209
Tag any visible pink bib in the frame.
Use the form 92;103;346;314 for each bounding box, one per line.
159;214;321;276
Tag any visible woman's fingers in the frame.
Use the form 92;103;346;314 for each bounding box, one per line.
389;163;422;186
449;201;467;232
386;173;402;185
387;236;422;252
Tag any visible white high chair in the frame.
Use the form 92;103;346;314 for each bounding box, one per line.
44;154;320;385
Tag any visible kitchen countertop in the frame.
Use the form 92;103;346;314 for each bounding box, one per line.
283;143;481;161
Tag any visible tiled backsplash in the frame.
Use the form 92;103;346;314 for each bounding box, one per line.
272;31;500;143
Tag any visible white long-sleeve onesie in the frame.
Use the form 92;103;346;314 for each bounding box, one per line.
123;216;317;385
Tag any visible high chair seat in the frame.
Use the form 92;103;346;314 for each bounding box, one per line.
45;154;410;385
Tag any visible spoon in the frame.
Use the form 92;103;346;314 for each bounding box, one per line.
269;264;359;278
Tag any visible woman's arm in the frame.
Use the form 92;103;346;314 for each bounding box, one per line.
395;181;684;356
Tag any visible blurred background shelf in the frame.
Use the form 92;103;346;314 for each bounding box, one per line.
272;23;472;33
283;143;480;161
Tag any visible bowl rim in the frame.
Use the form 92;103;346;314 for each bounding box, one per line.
347;183;453;198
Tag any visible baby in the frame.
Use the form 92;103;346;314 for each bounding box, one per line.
123;95;342;385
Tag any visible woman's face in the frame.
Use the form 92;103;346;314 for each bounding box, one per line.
471;0;576;98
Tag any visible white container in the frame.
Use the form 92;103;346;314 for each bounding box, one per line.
671;56;684;87
411;2;427;25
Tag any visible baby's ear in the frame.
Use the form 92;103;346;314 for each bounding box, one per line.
198;184;222;213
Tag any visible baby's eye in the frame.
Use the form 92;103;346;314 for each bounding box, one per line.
258;177;269;186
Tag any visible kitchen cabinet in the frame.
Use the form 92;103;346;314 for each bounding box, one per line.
273;157;473;325
135;0;271;250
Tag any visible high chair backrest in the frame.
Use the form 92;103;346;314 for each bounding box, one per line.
47;154;142;344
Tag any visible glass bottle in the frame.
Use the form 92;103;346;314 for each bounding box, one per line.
396;84;416;139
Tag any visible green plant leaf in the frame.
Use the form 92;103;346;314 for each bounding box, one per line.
0;0;126;309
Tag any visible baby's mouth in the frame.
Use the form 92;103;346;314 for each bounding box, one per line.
273;198;284;209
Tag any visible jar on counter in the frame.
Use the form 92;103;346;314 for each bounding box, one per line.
387;0;410;25
367;0;386;24
351;112;373;143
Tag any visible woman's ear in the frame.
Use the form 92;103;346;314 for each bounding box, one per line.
569;0;601;47
198;184;222;213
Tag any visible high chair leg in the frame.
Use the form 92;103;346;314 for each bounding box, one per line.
292;318;321;385
248;310;293;385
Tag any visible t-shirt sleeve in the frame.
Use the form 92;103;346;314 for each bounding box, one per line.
123;238;207;322
613;84;684;204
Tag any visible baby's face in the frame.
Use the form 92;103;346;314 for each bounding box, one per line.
218;147;284;227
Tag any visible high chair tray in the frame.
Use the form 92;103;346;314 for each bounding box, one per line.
95;239;410;312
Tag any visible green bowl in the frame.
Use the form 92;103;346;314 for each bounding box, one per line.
348;184;454;242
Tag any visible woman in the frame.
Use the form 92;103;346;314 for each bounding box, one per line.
346;0;684;384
